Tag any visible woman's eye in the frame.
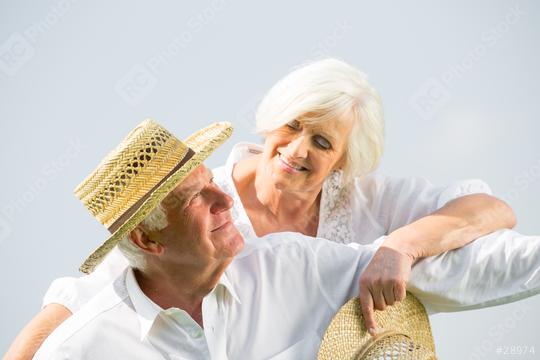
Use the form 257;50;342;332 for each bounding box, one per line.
286;120;301;130
314;136;331;150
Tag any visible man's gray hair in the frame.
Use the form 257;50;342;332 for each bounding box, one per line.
117;203;168;270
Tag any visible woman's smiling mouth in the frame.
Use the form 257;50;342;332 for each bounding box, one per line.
278;154;308;173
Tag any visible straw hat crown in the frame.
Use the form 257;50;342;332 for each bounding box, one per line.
75;119;189;230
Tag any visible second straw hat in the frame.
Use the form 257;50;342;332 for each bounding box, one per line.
317;293;437;360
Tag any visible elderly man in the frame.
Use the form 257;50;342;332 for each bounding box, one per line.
33;120;540;359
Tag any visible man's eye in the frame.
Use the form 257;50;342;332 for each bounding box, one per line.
286;120;301;130
314;136;331;150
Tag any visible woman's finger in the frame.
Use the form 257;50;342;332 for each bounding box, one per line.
394;280;407;302
382;282;396;306
359;287;378;336
370;282;387;311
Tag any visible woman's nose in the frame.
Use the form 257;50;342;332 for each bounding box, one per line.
285;135;309;159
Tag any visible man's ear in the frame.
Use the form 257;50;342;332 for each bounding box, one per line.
128;226;164;255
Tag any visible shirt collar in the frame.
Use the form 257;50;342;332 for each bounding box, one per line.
125;267;241;340
224;142;263;172
220;270;242;305
125;268;163;341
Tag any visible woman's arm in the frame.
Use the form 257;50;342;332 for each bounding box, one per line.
386;193;516;259
4;247;129;360
3;304;72;360
359;193;516;334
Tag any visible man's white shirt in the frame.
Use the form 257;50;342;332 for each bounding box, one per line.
35;229;540;359
35;233;383;359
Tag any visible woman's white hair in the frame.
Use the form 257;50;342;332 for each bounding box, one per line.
117;203;168;270
255;58;384;185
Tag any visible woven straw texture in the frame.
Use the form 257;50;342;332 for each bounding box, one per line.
318;293;437;360
75;120;187;228
78;119;233;274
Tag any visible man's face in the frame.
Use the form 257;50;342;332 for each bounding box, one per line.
152;165;244;268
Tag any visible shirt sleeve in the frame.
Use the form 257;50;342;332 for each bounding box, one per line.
407;229;540;314
363;175;492;234
42;246;128;312
311;237;385;311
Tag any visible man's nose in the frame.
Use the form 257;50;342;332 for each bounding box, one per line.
285;134;309;159
210;187;234;214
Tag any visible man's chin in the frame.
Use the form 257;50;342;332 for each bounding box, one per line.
230;232;245;256
219;231;245;258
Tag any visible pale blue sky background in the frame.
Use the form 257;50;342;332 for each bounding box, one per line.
1;1;539;358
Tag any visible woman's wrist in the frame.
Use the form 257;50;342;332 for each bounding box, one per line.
382;227;421;264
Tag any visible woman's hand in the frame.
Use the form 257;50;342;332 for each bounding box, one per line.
359;193;516;335
358;237;416;336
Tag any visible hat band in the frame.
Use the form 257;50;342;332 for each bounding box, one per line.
107;147;195;234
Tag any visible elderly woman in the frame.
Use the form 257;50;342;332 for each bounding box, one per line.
6;58;518;359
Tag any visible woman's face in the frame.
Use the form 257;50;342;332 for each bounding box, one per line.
260;117;352;195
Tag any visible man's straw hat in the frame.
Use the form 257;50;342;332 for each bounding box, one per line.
318;293;437;360
75;119;232;274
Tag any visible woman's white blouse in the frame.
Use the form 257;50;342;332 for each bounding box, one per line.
44;142;495;312
214;142;493;245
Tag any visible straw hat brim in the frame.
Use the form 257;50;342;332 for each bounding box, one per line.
317;293;437;360
79;122;233;274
